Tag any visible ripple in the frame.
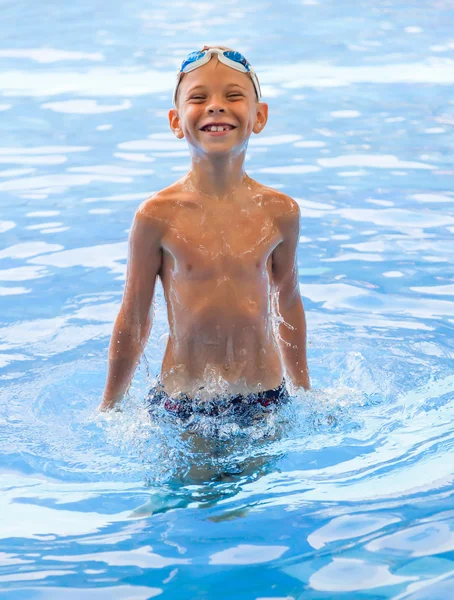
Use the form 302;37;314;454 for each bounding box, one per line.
43;99;132;114
0;174;132;193
40;226;70;234
15;586;164;599
0;317;112;354
0;168;35;177
336;208;454;231
294;140;327;148
394;572;454;600
26;211;61;217
69;165;154;176
301;283;369;309
117;139;184;152
302;282;454;319
330;110;361;118
318;154;434;169
0;220;16;232
411;193;453;203
0;146;90;154
209;544;288;565
307;513;400;549
411;284;454;296
366;519;454;557
0;494;130;538
28;242;128;275
367;199;394;206
295;198;336;217
383;271;405;278
272;59;454;88
0;154;67;165
0;48;103;63
83;192;148;204
0;67;172;97
249;134;302;146
114;152;156;163
324;252;383;262
257;165;321;174
88;208;113;215
0;286;30;296
0;266;47;281
46;545;190;568
26;222;63;230
0;570;77;583
308;558;415;592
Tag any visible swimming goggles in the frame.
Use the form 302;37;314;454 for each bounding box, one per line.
172;47;262;107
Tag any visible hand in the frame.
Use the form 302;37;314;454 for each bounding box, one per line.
99;398;120;412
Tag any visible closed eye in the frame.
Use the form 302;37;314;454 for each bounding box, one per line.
189;94;243;100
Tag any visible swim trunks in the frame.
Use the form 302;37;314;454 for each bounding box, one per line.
146;379;290;423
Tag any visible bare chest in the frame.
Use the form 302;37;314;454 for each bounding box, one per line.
163;203;280;273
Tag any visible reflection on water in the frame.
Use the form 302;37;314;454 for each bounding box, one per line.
0;0;453;597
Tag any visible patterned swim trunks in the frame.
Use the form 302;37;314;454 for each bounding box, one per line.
146;379;290;423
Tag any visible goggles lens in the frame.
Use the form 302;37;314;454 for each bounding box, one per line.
223;50;250;71
180;50;206;72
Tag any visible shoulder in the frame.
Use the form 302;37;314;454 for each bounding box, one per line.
257;186;300;230
136;181;196;220
137;187;172;219
252;182;299;217
252;186;300;246
134;185;184;233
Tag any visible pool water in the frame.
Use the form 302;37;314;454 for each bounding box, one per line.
1;0;454;598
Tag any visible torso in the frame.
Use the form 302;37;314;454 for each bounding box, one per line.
147;178;291;399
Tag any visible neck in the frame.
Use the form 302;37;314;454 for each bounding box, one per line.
185;149;249;200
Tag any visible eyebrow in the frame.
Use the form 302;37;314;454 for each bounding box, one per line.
186;83;247;94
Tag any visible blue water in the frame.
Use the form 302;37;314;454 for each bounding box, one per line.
1;0;454;598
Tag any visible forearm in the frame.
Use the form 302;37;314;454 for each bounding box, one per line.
101;315;150;410
277;297;310;390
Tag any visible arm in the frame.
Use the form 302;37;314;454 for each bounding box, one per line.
100;202;163;410
272;200;310;391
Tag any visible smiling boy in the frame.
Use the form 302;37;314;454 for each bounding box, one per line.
100;45;310;415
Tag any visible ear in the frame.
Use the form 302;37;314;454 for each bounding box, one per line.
168;108;185;139
253;102;268;134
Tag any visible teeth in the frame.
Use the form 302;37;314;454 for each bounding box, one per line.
206;125;232;132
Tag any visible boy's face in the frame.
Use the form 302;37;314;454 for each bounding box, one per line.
169;57;268;154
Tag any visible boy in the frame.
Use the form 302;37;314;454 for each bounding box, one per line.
100;46;310;416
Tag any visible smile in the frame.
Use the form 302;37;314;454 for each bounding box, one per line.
201;128;236;137
199;123;237;136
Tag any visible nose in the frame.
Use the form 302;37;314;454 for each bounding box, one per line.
208;106;226;113
206;95;226;114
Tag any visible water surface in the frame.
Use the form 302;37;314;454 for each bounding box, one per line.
1;0;454;598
